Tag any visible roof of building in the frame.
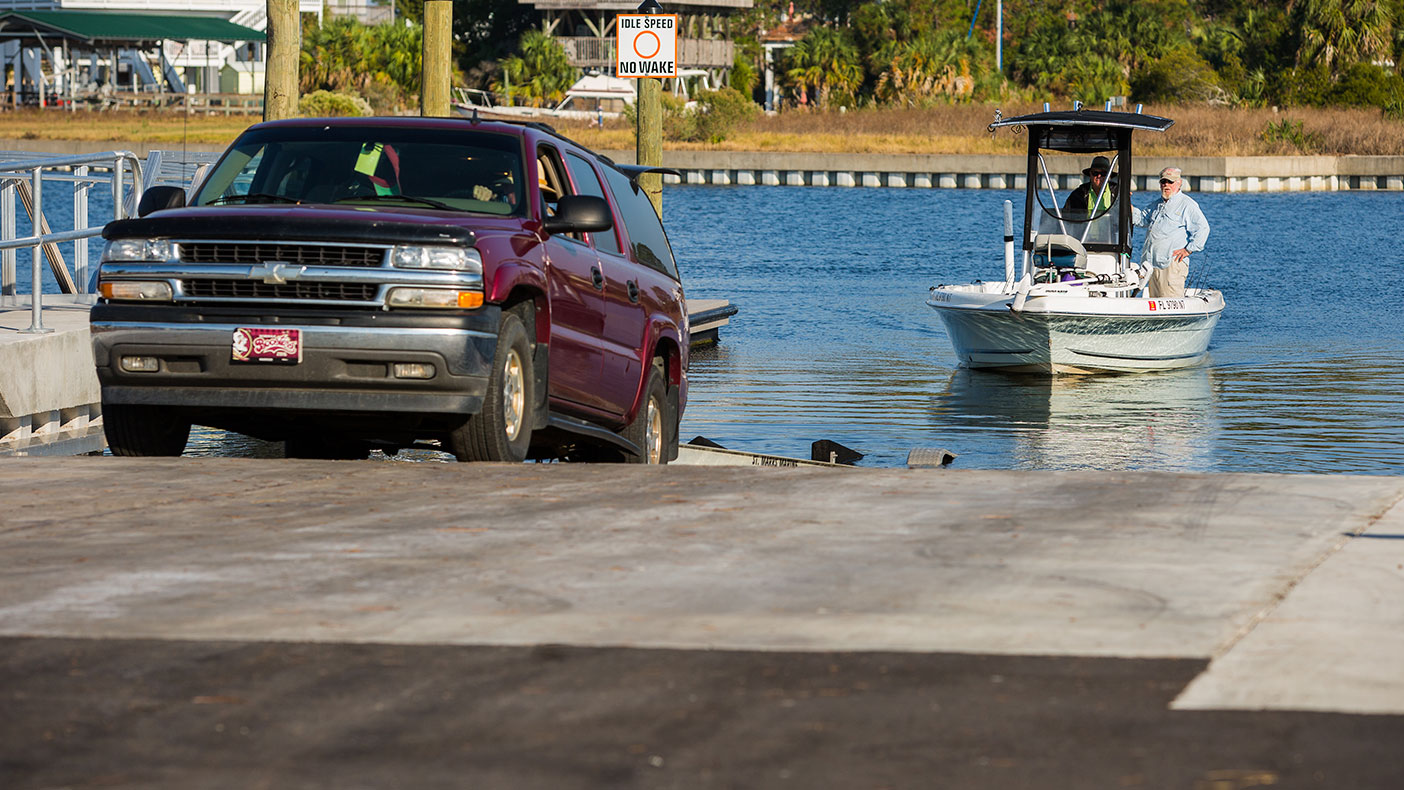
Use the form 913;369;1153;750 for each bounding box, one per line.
0;10;265;43
518;1;752;10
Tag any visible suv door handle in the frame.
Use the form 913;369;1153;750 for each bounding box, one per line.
626;280;640;303
590;266;604;290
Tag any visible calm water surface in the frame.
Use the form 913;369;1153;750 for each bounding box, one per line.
672;187;1404;473
35;184;1401;471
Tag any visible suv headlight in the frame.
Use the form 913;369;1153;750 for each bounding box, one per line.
390;245;482;272
102;238;175;262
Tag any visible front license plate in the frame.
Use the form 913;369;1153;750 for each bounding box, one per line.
232;327;301;364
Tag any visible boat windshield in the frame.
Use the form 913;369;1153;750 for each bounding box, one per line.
1032;149;1120;247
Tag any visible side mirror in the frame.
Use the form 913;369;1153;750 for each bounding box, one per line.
543;195;613;235
137;185;187;217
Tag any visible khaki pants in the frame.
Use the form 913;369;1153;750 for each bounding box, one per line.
1148;258;1188;298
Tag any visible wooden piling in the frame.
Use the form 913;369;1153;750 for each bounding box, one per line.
263;0;299;121
422;1;452;118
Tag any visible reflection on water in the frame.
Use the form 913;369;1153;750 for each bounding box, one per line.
1210;352;1404;476
934;367;1217;471
181;427;457;462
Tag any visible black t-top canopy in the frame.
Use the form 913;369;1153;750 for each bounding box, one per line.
990;109;1174;133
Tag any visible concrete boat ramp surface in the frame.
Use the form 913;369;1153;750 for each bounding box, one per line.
3;459;1404;788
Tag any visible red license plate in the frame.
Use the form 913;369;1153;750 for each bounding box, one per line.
232;327;301;364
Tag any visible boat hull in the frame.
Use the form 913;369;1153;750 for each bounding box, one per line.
927;292;1223;374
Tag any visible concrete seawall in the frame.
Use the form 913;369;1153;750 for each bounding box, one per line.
605;150;1404;193
4;139;1401;193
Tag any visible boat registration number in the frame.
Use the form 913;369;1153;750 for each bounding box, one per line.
1148;299;1185;311
232;327;302;364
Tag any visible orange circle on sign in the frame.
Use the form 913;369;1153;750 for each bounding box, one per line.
633;30;661;59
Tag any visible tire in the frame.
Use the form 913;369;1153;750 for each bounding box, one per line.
103;404;191;457
449;311;533;463
285;435;369;460
622;364;672;464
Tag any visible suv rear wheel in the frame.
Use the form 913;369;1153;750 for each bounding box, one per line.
103;404;191;457
623;363;673;464
449;311;533;463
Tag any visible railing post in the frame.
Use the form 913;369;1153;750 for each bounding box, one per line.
74;164;90;296
112;154;125;221
22;166;52;334
1;178;14;305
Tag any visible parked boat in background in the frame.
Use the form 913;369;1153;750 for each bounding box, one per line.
453;70;713;123
925;108;1225;375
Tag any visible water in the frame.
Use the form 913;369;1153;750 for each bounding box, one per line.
22;181;1404;472
670;187;1404;474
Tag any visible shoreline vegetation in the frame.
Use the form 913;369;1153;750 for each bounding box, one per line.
2;103;1402;157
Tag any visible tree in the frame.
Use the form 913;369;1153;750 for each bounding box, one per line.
785;26;863;108
871;29;986;105
300;17;423;113
494;30;576;106
1291;0;1395;77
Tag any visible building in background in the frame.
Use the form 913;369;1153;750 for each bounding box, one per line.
0;0;320;106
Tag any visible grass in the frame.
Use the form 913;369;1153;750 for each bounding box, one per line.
3;103;1403;156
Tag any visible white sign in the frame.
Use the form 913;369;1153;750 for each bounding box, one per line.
616;14;678;78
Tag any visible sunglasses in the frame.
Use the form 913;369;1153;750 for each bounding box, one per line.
1159;178;1177;186
1090;171;1107;177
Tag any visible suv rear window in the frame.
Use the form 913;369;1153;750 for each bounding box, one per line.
194;127;526;216
601;165;679;280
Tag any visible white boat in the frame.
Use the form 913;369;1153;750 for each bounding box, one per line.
926;109;1225;374
453;73;636;122
453;70;713;122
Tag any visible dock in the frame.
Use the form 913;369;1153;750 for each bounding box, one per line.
2;459;1402;787
684;297;737;346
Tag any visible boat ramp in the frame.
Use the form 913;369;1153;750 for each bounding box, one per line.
2;459;1403;786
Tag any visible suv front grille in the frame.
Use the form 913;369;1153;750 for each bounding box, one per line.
180;242;386;268
182;279;379;301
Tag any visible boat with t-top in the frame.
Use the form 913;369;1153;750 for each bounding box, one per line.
925;107;1224;374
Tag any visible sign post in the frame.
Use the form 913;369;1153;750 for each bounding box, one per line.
618;1;676;216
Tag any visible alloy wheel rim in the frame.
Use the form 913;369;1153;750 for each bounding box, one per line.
503;350;525;441
644;395;662;463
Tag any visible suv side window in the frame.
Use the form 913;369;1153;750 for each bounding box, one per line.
564;153;622;256
601;166;679;280
536;145;585;242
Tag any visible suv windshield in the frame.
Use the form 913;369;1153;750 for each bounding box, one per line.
193;126;526;216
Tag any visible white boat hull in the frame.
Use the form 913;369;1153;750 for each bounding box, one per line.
927;288;1224;374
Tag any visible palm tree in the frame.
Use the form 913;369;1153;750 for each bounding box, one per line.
785;26;863;108
872;30;984;104
496;30;577;106
1292;0;1394;77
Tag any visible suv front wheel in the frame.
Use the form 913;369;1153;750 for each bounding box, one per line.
104;404;192;457
449;311;533;463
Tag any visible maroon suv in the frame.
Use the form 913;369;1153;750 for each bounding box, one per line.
91;117;688;463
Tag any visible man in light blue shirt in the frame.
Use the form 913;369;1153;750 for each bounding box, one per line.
1131;166;1210;298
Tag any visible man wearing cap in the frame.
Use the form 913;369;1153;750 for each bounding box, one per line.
1131;166;1209;298
1062;155;1114;217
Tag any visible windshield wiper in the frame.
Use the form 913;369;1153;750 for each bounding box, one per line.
207;193;300;205
333;194;458;211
